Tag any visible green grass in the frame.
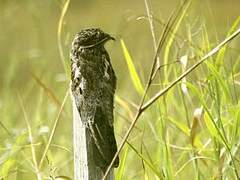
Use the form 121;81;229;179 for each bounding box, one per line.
1;0;240;179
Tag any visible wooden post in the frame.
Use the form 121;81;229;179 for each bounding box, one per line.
71;91;114;180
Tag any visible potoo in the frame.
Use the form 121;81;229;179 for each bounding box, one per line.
70;28;119;171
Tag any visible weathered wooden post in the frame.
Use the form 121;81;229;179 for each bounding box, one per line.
70;28;119;180
71;96;115;179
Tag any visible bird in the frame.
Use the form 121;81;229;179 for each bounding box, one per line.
70;28;119;172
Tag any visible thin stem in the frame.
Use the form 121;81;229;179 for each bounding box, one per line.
142;27;240;111
39;89;69;170
103;26;240;179
102;1;188;178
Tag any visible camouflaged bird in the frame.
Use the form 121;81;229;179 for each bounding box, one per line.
70;28;119;171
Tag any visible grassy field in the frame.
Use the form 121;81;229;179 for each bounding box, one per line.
1;0;240;179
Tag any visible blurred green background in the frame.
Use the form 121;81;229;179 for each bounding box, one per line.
1;0;240;179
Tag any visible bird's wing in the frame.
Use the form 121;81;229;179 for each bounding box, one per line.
92;100;119;169
91;63;118;168
71;61;99;125
71;75;119;169
101;52;117;126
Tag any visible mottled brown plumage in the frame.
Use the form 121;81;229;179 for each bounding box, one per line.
70;28;119;171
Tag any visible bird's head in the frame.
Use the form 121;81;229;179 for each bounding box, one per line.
72;28;115;49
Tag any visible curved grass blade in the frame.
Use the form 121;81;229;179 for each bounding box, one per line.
116;146;129;180
120;39;144;95
58;0;71;75
126;141;163;179
163;0;191;79
216;16;240;66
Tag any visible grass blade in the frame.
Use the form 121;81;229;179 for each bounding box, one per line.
38;89;69;170
120;39;144;95
18;94;42;180
58;0;71;75
116;146;129;180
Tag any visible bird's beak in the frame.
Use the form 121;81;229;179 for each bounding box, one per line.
109;35;115;41
93;34;115;47
105;33;115;41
